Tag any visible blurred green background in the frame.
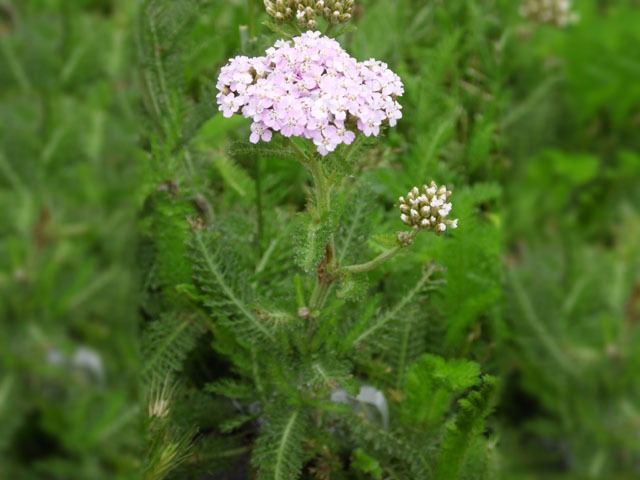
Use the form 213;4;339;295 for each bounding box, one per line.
1;0;639;478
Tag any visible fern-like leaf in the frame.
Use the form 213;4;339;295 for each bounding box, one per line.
190;229;277;346
402;354;482;429
142;313;205;381
292;212;338;273
228;140;300;163
435;376;499;480
351;263;442;348
213;154;256;200
251;408;309;480
344;413;431;479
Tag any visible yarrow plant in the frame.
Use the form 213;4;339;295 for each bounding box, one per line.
158;4;503;479
216;31;403;155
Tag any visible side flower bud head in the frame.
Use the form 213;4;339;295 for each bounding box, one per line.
265;0;353;28
216;31;404;156
398;181;458;235
321;0;354;23
519;0;579;27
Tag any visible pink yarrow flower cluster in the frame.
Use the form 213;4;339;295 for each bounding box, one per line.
216;31;403;156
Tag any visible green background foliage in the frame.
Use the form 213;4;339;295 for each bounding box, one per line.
1;0;639;479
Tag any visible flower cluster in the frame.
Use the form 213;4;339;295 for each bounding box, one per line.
216;31;403;156
519;0;578;27
398;182;458;235
264;0;354;29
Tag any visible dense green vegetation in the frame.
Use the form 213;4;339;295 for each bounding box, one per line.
1;0;638;479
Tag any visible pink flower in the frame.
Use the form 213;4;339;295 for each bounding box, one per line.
250;122;273;143
216;31;404;156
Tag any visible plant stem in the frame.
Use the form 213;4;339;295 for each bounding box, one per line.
307;155;331;214
341;245;403;274
306;155;338;312
308;272;333;311
342;229;416;274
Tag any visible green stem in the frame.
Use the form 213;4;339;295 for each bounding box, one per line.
308;272;333;311
307;156;331;214
306;156;337;312
342;245;403;275
342;229;416;274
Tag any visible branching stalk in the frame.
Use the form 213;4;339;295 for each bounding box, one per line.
342;245;403;274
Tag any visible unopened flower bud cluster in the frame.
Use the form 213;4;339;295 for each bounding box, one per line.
398;182;458;235
264;0;354;29
216;31;403;156
519;0;578;27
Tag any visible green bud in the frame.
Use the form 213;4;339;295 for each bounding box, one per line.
398;181;458;235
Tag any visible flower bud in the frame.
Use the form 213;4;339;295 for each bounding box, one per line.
266;0;355;27
398;181;458;235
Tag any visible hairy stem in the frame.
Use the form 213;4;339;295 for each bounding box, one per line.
341;245;403;274
306;156;338;311
342;230;416;274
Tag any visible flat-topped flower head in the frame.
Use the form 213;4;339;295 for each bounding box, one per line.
520;0;579;27
216;31;404;156
398;181;458;235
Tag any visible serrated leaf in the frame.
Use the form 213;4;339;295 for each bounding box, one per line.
370;232;399;249
252;408;309;480
435;376;498;480
402;354;482;428
205;379;255;400
213;154;255;200
142;314;205;381
292;212;336;273
190;229;278;345
336;272;369;301
219;414;255;433
262;20;301;38
331;24;358;38
228;140;301;162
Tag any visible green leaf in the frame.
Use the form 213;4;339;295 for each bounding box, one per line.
190;229;277;345
142;314;205;381
252;408;309;480
219;414;255;434
336;271;369;301
350;449;383;480
402;354;482;428
330;24;358;38
228;140;300;162
213;154;255;200
292;212;336;273
205;378;255;400
262;20;301;38
435;376;499;480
